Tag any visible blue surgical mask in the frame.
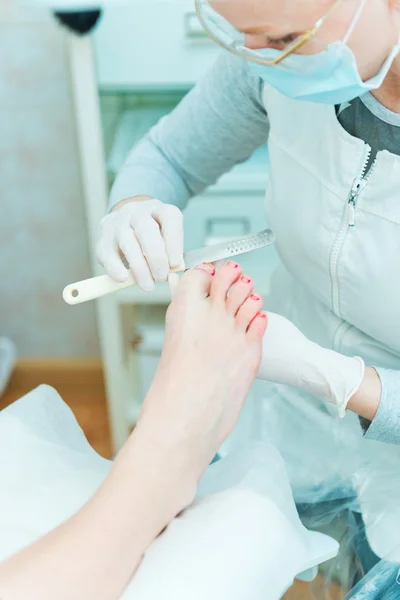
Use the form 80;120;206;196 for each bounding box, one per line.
248;2;400;105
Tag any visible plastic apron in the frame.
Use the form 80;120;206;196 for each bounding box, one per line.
222;84;400;561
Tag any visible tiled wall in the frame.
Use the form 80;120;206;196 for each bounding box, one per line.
0;1;99;356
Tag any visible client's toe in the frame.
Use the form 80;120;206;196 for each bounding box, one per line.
236;293;263;330
226;275;254;315
175;263;215;300
247;311;268;342
210;261;242;302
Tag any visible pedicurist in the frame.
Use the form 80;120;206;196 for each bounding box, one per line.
97;0;400;595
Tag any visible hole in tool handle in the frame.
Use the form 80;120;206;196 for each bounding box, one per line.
71;289;79;298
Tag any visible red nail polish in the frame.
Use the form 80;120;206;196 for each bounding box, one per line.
241;276;252;284
258;312;267;318
251;294;261;301
227;261;239;268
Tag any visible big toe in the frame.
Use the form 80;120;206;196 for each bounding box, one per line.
174;263;215;300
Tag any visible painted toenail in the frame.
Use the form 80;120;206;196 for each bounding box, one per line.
258;312;267;318
250;294;261;301
195;262;215;275
226;261;239;268
241;276;252;284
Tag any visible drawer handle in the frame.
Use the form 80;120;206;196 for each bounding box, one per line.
184;11;208;38
206;217;251;237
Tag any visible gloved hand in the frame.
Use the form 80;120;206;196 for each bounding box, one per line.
96;199;184;291
258;312;365;417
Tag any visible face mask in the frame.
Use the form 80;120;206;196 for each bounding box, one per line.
248;1;400;104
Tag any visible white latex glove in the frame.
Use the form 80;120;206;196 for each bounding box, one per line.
96;199;184;291
168;272;180;299
258;312;365;417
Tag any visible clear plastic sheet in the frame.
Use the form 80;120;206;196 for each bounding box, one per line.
1;384;399;598
221;379;400;598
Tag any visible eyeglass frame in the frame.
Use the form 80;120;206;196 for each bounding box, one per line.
194;0;346;66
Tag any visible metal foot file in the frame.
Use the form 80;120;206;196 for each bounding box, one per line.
63;228;275;305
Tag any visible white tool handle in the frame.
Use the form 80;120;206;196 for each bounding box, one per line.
63;264;185;305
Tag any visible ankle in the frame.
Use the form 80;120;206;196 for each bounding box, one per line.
124;420;199;512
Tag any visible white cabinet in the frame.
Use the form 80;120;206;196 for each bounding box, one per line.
68;3;275;452
94;0;220;89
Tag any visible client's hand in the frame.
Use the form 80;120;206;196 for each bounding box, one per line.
257;312;365;417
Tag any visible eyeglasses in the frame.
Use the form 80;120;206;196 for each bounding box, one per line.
195;0;345;66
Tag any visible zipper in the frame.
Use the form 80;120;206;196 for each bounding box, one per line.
347;145;378;227
347;176;368;227
329;145;377;317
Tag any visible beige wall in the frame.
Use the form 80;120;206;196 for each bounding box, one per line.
0;1;99;356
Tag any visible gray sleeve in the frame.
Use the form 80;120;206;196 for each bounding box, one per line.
109;52;269;210
363;368;400;445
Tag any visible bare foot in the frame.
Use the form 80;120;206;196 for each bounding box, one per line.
137;261;268;486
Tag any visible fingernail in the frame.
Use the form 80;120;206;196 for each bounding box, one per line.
241;276;252;284
142;280;155;292
258;312;267;319
155;270;168;282
250;294;261;301
169;253;184;266
195;262;216;276
226;261;239;268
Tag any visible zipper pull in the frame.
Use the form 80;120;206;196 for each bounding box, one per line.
347;177;367;227
350;177;365;197
348;200;355;227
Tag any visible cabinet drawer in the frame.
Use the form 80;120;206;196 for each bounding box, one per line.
183;192;279;285
94;0;220;88
183;192;269;249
